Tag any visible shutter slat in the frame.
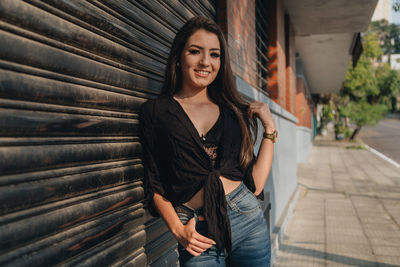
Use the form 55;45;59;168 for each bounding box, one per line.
0;30;163;91
0;163;143;214
0;184;143;249
1;205;146;266
0;108;138;135
0;70;145;112
0;142;141;175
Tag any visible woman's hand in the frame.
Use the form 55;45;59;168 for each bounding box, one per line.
174;216;216;256
248;101;276;132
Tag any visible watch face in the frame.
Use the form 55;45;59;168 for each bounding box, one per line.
263;130;277;143
271;131;277;142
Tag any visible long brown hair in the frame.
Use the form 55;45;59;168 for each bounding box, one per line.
161;16;258;169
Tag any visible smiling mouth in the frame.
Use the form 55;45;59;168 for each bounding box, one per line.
194;70;211;77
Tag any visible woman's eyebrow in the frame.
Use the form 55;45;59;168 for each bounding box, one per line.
188;44;220;51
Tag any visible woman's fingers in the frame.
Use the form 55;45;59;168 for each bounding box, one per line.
248;105;255;118
188;240;210;252
185;236;212;256
182;236;210;256
248;101;276;129
248;102;261;118
182;217;216;256
186;247;201;256
195;232;216;245
186;218;216;245
187;244;204;253
191;236;214;249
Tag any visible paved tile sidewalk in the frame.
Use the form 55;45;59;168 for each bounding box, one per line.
273;134;400;267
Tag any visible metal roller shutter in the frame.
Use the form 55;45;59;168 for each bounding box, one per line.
0;0;216;266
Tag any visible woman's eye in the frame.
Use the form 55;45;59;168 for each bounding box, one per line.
211;53;220;58
189;50;200;55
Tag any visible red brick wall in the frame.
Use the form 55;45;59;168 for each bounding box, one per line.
296;77;312;128
224;0;258;89
285;16;296;115
218;0;297;114
276;0;286;107
267;0;291;110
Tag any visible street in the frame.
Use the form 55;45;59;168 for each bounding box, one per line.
359;115;400;165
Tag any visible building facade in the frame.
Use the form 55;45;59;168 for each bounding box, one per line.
372;0;393;23
390;54;400;69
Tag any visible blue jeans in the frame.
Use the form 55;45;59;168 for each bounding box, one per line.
176;182;271;266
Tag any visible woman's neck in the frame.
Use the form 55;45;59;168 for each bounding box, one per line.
174;87;210;103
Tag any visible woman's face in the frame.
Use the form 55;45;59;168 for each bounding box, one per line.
180;29;221;91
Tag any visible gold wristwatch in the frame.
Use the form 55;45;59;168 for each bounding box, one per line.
263;130;278;143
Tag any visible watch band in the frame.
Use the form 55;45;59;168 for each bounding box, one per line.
263;130;278;143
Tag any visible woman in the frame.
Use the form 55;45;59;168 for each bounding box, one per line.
140;16;276;266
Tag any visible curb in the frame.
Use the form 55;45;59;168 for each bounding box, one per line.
359;140;400;169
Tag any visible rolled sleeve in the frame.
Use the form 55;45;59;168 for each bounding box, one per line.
139;100;166;215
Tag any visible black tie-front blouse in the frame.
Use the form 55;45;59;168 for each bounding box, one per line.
199;106;223;168
139;94;257;255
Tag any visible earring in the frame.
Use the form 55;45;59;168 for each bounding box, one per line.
176;62;180;68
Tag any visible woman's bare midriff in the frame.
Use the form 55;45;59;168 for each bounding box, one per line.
183;176;242;210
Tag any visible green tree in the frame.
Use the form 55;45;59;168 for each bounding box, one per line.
340;33;381;102
338;97;388;140
317;103;334;134
369;20;400;55
394;0;400;12
337;32;393;140
375;64;400;109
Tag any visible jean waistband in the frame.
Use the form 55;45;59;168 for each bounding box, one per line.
175;203;204;223
225;181;248;205
175;182;248;221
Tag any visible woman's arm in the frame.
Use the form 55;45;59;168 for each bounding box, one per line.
153;192;216;256
247;101;276;195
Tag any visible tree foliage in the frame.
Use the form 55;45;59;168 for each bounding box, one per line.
338;98;388;126
341;33;381;102
394;0;400;12
322;17;400;140
375;64;400;104
335;31;399;140
369;20;400;55
342;56;378;100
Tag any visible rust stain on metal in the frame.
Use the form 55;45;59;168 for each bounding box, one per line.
59;196;134;229
67;219;125;251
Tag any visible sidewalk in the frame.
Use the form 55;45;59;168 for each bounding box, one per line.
273;132;400;267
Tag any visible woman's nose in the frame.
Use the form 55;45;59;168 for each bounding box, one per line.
199;54;210;66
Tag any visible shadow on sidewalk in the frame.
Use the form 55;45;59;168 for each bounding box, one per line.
297;182;400;202
279;244;400;267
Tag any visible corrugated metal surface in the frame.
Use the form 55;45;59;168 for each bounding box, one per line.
0;0;216;266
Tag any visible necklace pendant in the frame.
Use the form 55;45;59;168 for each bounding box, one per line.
200;134;206;142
